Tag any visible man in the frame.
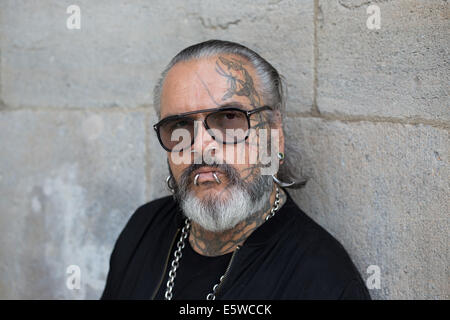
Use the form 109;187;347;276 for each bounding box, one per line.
101;40;370;300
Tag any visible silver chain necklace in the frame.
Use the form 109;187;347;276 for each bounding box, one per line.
164;186;280;300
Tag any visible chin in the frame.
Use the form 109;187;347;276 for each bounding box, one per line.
181;184;250;232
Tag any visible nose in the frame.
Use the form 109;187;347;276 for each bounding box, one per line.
191;119;220;159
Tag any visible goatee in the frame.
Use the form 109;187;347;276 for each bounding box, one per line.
172;163;273;232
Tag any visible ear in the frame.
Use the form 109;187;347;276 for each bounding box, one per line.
272;110;285;164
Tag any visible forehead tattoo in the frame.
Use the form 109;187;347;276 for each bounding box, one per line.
215;56;262;108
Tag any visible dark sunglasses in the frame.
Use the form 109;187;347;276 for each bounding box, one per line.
153;105;272;152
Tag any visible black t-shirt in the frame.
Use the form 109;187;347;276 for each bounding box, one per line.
154;237;233;300
102;192;371;300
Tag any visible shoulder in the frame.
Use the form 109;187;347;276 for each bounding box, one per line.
289;210;359;278
280;194;370;299
117;195;176;245
126;195;176;228
101;195;177;299
110;195;177;264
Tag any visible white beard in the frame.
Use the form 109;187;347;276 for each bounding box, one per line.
180;185;271;232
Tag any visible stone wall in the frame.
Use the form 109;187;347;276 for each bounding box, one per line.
0;0;448;299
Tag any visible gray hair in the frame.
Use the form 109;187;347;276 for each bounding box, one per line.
153;39;307;189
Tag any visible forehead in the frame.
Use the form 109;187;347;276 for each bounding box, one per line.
159;55;260;118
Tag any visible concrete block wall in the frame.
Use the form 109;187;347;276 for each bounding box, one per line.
0;0;448;299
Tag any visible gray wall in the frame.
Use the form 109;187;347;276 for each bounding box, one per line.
0;0;448;299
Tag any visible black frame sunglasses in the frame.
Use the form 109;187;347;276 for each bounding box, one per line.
153;105;273;152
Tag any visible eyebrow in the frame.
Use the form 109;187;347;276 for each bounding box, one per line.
218;101;246;110
161;101;246;119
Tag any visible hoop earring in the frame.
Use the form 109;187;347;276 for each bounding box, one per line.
272;174;295;188
272;152;295;187
166;175;176;194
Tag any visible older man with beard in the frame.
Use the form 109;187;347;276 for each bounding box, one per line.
101;40;370;300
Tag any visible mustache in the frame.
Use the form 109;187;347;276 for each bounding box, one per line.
169;160;273;206
172;161;240;203
180;161;240;186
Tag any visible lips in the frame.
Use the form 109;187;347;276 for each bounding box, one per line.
192;167;223;185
